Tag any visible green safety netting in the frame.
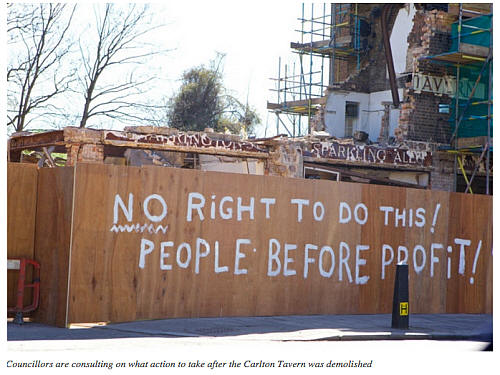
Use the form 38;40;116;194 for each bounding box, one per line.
449;14;492;141
449;62;492;140
451;14;491;49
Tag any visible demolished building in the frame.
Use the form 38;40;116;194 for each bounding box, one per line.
268;3;492;194
7;3;492;194
9;125;433;190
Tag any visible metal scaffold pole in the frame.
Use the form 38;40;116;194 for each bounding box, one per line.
453;4;463;192
276;57;281;135
308;3;314;135
268;3;368;138
486;21;492;195
329;3;336;85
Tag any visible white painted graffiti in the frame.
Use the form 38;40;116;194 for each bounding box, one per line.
109;192;489;285
109;223;169;234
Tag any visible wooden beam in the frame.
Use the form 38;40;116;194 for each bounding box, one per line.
9;130;65;151
448;3;492;17
102;139;269;159
290;36;352;53
267;97;326;111
303;155;431;172
304;162;426;189
102;130;269;159
459;43;490;58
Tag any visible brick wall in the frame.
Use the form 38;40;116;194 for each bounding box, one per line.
404;92;451;143
266;140;303;178
331;3;400;93
395;8;456;143
66;143;105;166
430;151;455;192
395;8;458;192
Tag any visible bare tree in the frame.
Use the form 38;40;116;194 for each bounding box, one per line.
7;4;37;45
7;4;76;132
77;4;166;128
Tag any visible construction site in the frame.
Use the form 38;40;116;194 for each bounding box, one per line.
267;3;492;194
7;3;492;330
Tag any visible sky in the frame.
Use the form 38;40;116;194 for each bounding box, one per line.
150;1;302;137
5;1;307;137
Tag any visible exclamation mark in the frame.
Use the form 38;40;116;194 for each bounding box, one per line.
447;245;453;279
469;240;482;284
430;203;441;233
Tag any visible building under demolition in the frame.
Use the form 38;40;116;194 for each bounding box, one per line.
8;4;492;195
268;3;492;194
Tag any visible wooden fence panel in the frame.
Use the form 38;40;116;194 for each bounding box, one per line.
445;193;493;313
32;167;74;327
7;163;38;309
406;189;451;313
58;163;492;325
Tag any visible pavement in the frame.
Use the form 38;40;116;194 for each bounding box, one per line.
7;313;493;343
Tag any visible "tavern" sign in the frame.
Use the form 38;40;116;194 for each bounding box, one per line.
412;74;455;96
412;73;486;100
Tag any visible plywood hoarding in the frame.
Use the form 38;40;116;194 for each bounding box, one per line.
7;163;38;309
33;167;75;326
32;163;492;326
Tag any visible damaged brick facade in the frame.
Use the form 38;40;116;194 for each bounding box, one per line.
66;144;105;165
9;126;439;190
395;6;460;192
430;151;455;191
395;8;456;144
266;140;304;178
331;4;401;92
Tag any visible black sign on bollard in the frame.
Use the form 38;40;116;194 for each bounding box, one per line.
392;263;409;329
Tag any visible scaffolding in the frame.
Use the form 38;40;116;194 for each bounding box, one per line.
422;4;492;194
267;3;368;137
